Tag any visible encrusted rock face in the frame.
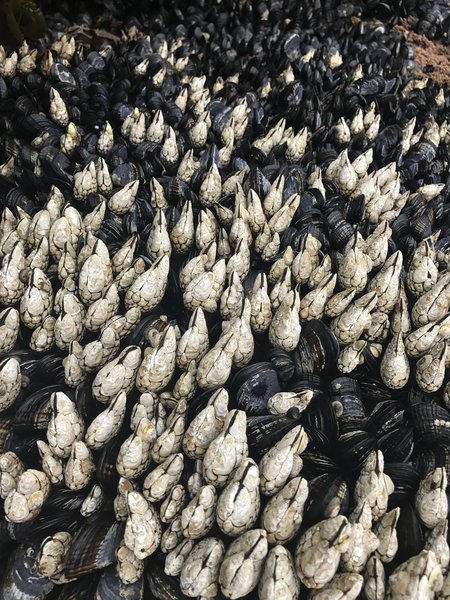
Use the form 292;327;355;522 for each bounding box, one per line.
1;0;450;597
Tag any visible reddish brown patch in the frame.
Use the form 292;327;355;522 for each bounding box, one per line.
394;18;450;85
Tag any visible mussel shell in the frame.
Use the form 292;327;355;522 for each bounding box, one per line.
246;408;302;458
266;347;296;383
294;320;339;375
412;443;450;483
301;449;341;479
366;401;405;437
360;378;399;404
49;575;100;600
406;404;450;445
27;511;81;543
96;566;144;600
230;362;281;415
378;427;414;463
336;430;377;471
12;385;66;432
96;432;128;490
301;394;338;441
1;544;54;600
395;502;424;564
330;377;366;433
64;513;125;579
385;462;421;509
145;563;187;600
302;473;349;528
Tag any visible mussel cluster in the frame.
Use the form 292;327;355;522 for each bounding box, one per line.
2;0;450;598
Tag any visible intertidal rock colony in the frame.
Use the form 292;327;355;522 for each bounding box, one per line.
2;0;450;598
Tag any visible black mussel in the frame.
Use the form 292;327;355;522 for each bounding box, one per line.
301;448;341;479
302;473;350;527
395;502;424;564
413;444;450;482
337;430;377;472
294;320;339;375
378;427;414;462
247;408;303;458
49;575;100;600
0;544;54;600
64;513;125;579
266;347;296;383
230;362;281;415
146;563;187;600
385;463;421;509
407;404;450;445
96;566;144;600
366;400;405;437
301;394;338;442
13;385;65;432
330;377;366;433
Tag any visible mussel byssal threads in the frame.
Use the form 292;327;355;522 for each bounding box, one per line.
2;0;450;598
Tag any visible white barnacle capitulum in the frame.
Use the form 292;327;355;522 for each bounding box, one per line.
268;289;301;352
47;392;84;458
19;267;54;328
261;476;309;545
363;556;386;600
0;242;26;306
116;540;144;585
181;484;217;540
124;254;170;312
180;537;225;598
183;387;228;459
143;453;184;503
35;531;72;580
373;507;400;564
124;491;161;560
294;515;351;589
36;440;63;485
85;391;127;450
203;409;247;487
219;529;268;599
259;425;308;496
0;357;21;411
0;307;20;356
165;538;194;577
386;550;443;599
0;451;25;499
116;417;156;479
216;457;260;537
380;332;410;390
354;450;394;521
415;467;448;529
337;233;372;292
136;324;177;392
92;345;141;403
176;307;209;370
151;399;187;463
80;484;105;518
196;331;237;389
4;469;50;523
258;545;300;600
340;502;379;573
64;441;95;490
49;87;69;126
331;291;378;344
309;573;364;600
160;484;187;524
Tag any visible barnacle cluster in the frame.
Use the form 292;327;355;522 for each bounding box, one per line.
2;0;450;598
